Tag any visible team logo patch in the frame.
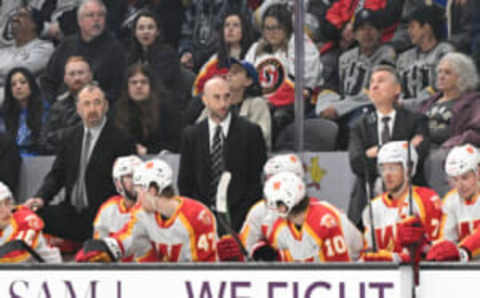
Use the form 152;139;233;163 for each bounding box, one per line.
257;57;285;95
320;214;337;229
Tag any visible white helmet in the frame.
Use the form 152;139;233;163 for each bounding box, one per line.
263;153;305;179
264;171;306;217
133;159;173;193
112;155;143;181
445;144;480;177
0;182;12;202
377;141;418;177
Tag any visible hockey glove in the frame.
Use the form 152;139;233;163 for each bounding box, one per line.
426;240;461;261
397;216;425;247
251;240;279;261
217;235;245;262
75;238;120;263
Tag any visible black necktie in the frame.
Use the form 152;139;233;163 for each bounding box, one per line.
209;125;224;203
381;116;391;144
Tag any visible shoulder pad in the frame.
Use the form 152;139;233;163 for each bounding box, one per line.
13;206;44;231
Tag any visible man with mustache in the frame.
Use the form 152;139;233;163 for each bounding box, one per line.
25;83;135;246
41;56;93;154
40;0;126;106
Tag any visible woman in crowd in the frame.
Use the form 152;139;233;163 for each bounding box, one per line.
419;52;480;197
192;9;256;96
115;63;177;155
127;9;182;91
3;67;48;156
245;4;322;137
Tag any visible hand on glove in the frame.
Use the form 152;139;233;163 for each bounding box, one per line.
217;235;245;262
426;240;464;262
397;216;425;247
251;240;279;261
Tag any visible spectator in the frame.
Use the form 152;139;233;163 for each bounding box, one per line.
3;67;48;157
191;59;272;150
115;63;178;155
315;9;396;148
178;77;266;233
118;0;184;49
347;65;430;228
245;4;322;137
0;1;49;48
0;5;54;106
127;9;181;92
25;83;135;243
193;9;255;97
0;132;21;195
41;56;93;154
42;0;128;43
179;0;251;72
397;5;454;104
40;0;127;106
318;0;403;54
420;52;480;197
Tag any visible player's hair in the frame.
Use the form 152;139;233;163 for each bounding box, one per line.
160;186;175;199
288;196;309;216
438;52;479;93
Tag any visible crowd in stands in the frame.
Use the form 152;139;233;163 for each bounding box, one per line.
1;0;480;264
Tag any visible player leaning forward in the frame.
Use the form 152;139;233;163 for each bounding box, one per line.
76;159;217;262
0;182;61;263
427;144;480;262
362;141;443;262
252;171;363;262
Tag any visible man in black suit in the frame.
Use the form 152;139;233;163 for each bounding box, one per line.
348;64;430;228
178;77;267;233
25;83;135;242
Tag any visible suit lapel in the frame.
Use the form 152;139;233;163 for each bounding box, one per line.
364;113;378;146
223;114;239;170
392;108;404;140
71;126;84;178
199;120;210;173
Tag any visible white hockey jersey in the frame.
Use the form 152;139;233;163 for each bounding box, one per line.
93;195;153;262
240;199;278;254
362;186;443;252
0;206;61;263
440;189;480;243
112;196;217;262
267;199;363;262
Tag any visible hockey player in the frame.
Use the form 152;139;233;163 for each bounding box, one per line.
361;141;443;262
0;182;61;263
217;153;305;261
76;159;217;262
92;155;154;262
253;171;363;262
427;144;480;262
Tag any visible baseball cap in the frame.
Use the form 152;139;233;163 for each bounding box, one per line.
353;9;382;31
228;58;259;85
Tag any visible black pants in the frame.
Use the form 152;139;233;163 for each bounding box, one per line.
36;202;94;242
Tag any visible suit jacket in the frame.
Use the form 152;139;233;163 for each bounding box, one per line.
0;132;21;195
178;114;267;232
35;119;135;220
347;106;430;226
